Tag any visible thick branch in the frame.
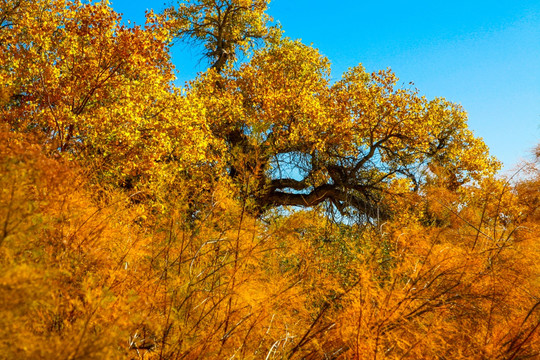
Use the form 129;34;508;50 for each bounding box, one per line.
269;178;309;191
259;182;389;220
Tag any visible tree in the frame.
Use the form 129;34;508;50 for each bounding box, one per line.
189;36;499;219
0;0;218;189
164;0;498;220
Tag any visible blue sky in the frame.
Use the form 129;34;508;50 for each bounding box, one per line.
111;0;540;173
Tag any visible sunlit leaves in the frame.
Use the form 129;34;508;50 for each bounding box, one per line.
191;34;499;217
1;0;220;191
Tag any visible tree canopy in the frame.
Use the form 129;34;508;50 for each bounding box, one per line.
160;0;498;220
2;0;498;217
192;37;498;218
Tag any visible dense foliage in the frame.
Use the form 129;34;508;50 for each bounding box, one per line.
1;0;539;359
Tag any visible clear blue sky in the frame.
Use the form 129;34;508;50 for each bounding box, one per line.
111;0;540;173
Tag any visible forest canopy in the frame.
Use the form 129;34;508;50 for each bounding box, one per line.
1;0;539;359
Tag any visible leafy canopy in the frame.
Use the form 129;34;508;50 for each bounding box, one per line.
189;34;499;218
2;0;498;219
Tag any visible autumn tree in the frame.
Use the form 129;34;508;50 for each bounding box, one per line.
161;0;499;221
0;0;221;192
187;36;499;220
